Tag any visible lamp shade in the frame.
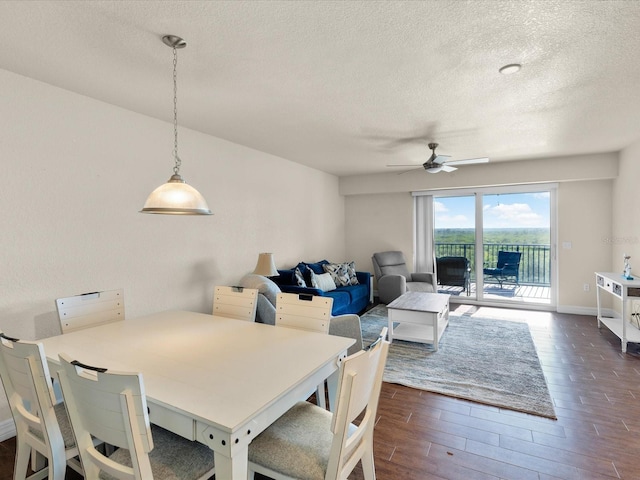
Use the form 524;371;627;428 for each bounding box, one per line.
140;174;212;215
253;253;278;277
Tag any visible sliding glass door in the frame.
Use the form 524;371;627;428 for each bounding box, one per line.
417;185;556;307
481;191;552;305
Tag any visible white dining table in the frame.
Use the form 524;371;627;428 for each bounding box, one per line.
41;310;354;480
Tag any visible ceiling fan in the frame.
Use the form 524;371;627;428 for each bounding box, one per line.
387;142;489;174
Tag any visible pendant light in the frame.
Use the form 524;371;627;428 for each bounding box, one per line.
141;35;212;215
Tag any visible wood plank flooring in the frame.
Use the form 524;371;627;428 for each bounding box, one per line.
2;305;639;479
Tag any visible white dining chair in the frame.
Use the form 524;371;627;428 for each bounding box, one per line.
212;286;258;321
55;288;124;334
56;353;215;480
247;327;389;480
276;293;334;408
275;292;333;333
0;331;83;480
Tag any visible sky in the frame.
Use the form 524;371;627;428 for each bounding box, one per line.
434;191;550;229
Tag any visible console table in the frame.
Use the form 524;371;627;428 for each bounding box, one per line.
595;272;640;352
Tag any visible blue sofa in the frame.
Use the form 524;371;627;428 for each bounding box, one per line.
272;260;371;316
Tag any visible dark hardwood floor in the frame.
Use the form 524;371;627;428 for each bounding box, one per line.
2;305;640;479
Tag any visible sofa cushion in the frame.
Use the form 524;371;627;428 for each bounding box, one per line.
273;269;296;286
300;260;329;274
321;290;351;314
339;283;369;305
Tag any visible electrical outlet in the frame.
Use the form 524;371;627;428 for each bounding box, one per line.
583;283;590;292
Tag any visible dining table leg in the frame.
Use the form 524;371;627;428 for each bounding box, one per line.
214;447;248;480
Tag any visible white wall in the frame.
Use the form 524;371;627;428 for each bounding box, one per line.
612;138;640;287
0;68;346;426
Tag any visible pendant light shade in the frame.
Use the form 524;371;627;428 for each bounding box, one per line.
141;174;211;215
141;35;212;215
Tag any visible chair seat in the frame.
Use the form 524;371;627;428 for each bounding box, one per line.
100;425;215;480
249;401;355;480
29;402;76;449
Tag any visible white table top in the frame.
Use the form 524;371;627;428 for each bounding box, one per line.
41;309;353;434
387;291;450;313
42;310;354;479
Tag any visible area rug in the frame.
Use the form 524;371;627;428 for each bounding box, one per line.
361;305;556;419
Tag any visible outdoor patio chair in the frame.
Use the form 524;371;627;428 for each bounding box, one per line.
436;256;471;295
483;251;522;288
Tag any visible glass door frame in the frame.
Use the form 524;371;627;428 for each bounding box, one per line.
414;183;558;309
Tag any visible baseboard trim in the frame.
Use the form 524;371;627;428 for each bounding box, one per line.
0;418;16;442
556;305;597;316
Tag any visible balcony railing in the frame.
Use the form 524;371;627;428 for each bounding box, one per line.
435;243;551;286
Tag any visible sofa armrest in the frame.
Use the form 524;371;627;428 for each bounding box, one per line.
377;274;407;304
356;271;371;286
329;314;363;356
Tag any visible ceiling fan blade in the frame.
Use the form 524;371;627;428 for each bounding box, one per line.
397;167;424;175
433;154;451;165
441;165;458;172
446;157;489;166
386;164;424;167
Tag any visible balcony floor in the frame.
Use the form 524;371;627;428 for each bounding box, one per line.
438;281;551;304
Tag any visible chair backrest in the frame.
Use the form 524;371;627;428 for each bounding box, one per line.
326;327;389;480
436;257;470;280
56;288;125;334
213;286;258;321
372;251;411;280
275;293;333;333
57;353;154;479
497;251;522;273
0;332;64;463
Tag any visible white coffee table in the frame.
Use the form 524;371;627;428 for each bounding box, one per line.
387;291;450;351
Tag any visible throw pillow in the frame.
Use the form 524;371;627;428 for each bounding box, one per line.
323;262;360;286
315;273;337;292
308;268;319;288
294;267;307;287
323;263;351;287
345;261;359;285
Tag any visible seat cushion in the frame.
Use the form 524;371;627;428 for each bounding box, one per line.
322;290;351;314
100;425;214;480
248;401;332;480
29;402;76;449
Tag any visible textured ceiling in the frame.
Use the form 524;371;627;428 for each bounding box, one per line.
2;0;640;176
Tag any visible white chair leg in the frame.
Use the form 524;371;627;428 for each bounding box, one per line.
14;440;31;480
361;447;376;480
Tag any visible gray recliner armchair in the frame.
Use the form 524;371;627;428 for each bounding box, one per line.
372;251;437;304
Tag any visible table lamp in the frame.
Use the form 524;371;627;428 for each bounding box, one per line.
253;253;279;277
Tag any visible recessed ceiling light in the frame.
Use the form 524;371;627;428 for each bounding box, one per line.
499;63;522;75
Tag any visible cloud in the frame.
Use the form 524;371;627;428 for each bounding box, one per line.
436;214;472;227
434;201;448;213
484;202;545;228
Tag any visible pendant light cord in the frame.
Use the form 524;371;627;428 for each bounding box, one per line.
172;46;181;175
